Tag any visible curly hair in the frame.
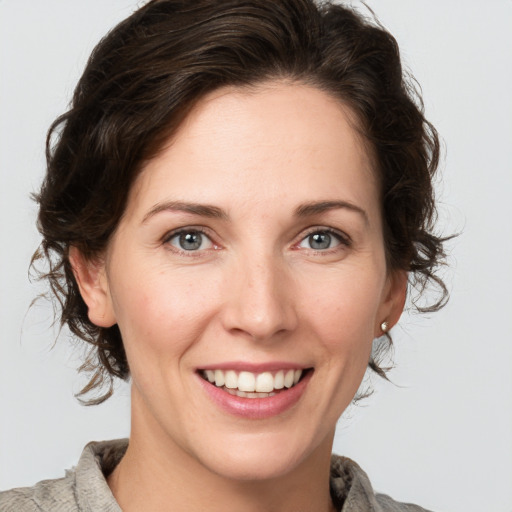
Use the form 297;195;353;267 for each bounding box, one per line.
32;0;447;404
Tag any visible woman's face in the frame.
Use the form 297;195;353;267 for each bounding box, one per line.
80;82;405;481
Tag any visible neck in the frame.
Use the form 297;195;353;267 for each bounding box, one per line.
108;396;336;512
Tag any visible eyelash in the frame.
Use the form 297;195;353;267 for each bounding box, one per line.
162;226;351;256
163;227;218;256
295;227;352;253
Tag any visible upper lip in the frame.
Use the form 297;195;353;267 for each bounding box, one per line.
198;362;309;373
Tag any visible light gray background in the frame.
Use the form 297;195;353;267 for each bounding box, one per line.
1;1;511;511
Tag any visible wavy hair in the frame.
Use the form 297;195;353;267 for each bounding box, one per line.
33;0;447;404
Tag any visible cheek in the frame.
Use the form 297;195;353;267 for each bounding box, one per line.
299;267;384;356
110;268;222;360
296;272;382;421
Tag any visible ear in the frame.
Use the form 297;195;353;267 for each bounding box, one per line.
375;270;408;337
68;246;117;328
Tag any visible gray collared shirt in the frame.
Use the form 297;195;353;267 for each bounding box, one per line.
0;439;432;511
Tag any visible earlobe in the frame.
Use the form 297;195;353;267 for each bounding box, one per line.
376;270;408;337
68;246;117;328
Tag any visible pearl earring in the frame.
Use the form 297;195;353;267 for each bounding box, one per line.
380;321;389;333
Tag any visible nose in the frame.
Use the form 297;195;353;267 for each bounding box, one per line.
219;254;298;342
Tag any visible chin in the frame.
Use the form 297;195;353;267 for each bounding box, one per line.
192;429;328;483
203;450;303;482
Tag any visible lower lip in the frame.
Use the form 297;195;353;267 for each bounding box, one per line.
197;371;312;419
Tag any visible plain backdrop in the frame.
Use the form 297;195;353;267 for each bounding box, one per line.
1;1;511;511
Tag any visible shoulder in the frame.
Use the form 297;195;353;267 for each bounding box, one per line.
0;439;127;512
0;471;77;512
375;492;433;512
330;454;434;512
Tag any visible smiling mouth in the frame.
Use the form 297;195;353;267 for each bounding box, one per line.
199;368;311;398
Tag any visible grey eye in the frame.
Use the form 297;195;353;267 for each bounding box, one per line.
298;230;343;251
168;230;213;251
179;232;202;250
308;232;332;250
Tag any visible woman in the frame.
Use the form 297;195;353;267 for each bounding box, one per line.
1;0;447;510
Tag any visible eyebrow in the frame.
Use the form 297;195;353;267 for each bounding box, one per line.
294;200;369;225
142;199;368;225
142;201;229;223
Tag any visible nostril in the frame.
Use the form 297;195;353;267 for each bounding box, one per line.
218;268;298;341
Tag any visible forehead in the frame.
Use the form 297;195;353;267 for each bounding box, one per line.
126;82;379;221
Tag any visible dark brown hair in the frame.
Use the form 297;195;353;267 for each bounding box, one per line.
33;0;447;404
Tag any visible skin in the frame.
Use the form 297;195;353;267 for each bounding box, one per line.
71;82;406;512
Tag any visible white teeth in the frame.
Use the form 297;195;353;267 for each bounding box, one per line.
255;372;274;392
225;388;276;399
238;371;256;392
214;369;225;387
274;370;284;389
203;368;304;393
284;369;295;388
224;370;238;389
